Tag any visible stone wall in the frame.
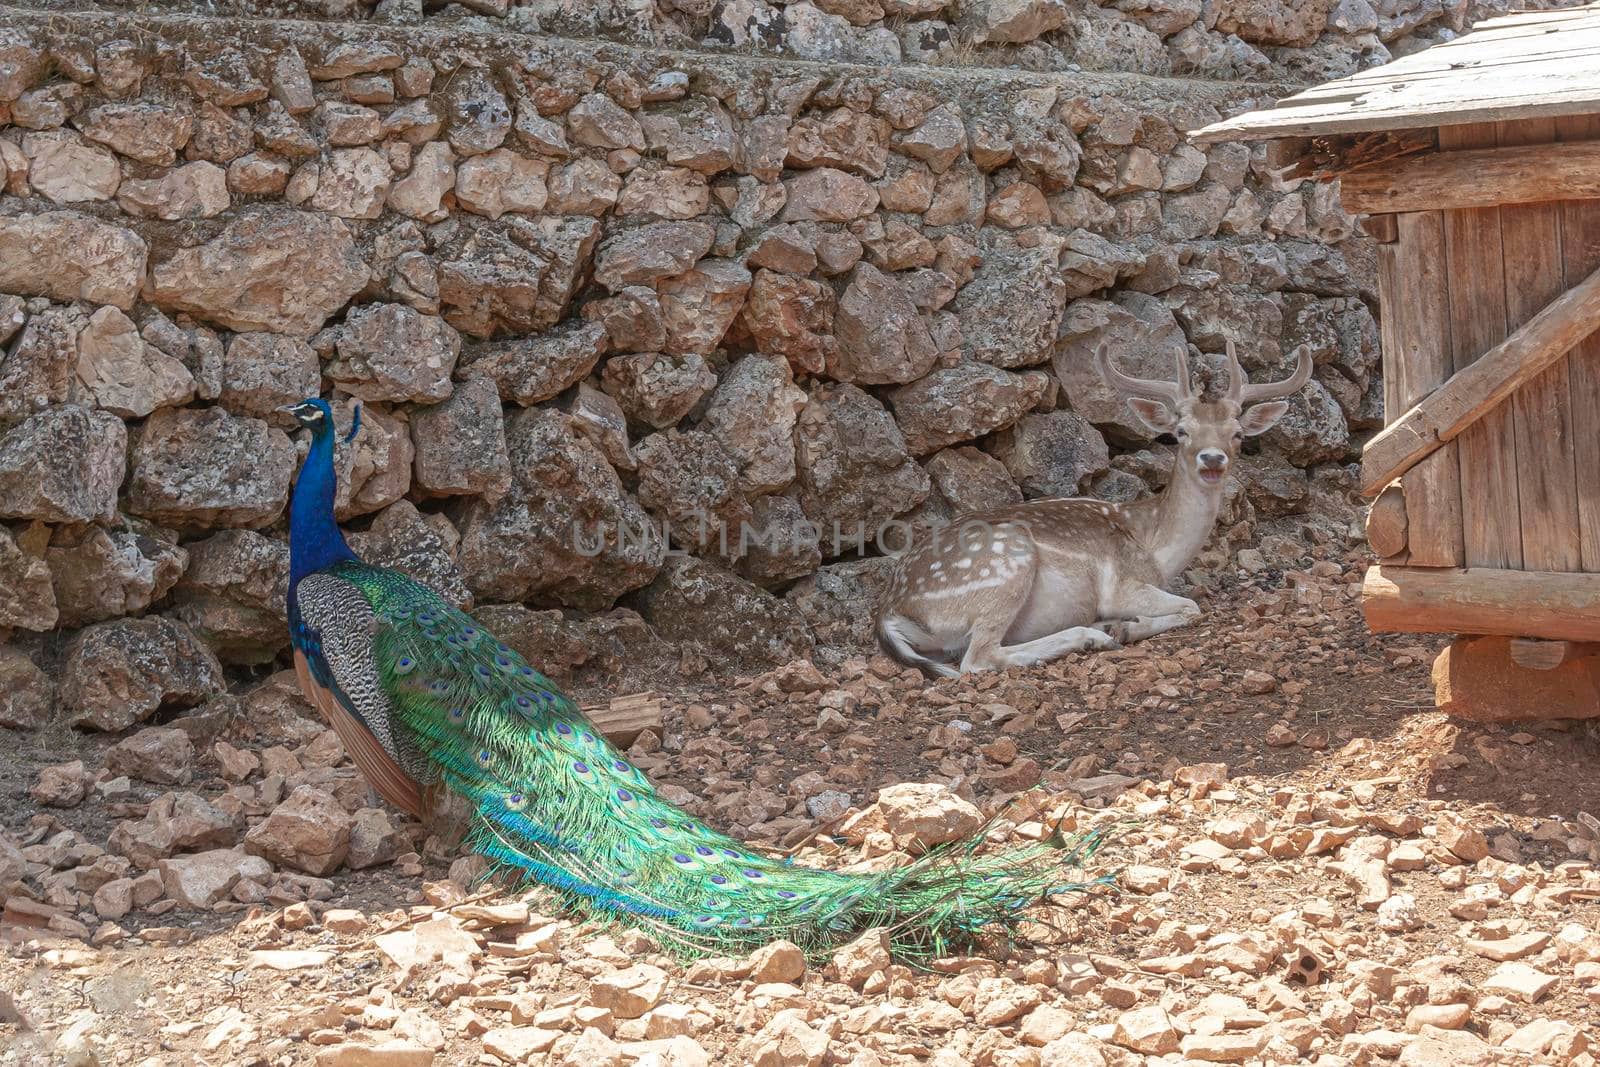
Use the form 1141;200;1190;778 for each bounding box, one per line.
0;7;1383;731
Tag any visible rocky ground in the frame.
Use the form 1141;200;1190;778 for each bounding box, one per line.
5;542;1600;1067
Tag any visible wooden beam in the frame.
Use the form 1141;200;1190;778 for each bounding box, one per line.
1340;140;1600;214
1359;257;1600;496
581;691;663;748
1362;565;1600;642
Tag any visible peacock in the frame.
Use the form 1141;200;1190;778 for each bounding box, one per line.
282;396;1109;959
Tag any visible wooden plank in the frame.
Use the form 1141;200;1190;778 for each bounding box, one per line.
1499;118;1582;574
1362;564;1600;642
1376;211;1462;565
1441;122;1521;570
1557;113;1600;573
1358;255;1600;495
1338;139;1600;214
581;692;663;748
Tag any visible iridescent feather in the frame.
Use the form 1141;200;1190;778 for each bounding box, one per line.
284;397;1109;958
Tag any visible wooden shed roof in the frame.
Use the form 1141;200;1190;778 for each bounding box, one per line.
1189;3;1600;144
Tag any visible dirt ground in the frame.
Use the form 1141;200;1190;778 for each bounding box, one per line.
4;543;1600;1067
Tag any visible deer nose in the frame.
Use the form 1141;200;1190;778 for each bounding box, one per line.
1198;449;1228;470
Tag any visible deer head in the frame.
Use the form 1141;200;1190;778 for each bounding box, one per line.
1095;339;1312;487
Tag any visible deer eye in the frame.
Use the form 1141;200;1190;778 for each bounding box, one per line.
1174;428;1189;440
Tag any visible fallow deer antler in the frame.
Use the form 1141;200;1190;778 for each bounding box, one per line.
1224;339;1313;405
1093;341;1193;407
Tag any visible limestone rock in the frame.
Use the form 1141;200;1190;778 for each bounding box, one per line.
106;727;195;786
22;131;120;203
829;263;937;384
657;258;751;355
445;68;512;156
64;617;225;731
740;269;837;377
582;286;666;353
640;96;737;174
129;407;294;530
46;527;188;628
147;208;369;337
434;215;599;338
458;319;608;407
0;527;56;632
411;376;512;497
781;167;879;222
0;405;127;524
245;785;353;876
218;333;321;422
602;352;718;431
308;147;393;219
0;646;55;729
637;556;814;667
888;363;1051;455
568;382;636;472
387;140;455;221
170;529;291;664
700;353;807;496
75;306;196;418
635;430;752;555
877;783;982;849
108;791;239;867
456;148;549;219
795;382;929;547
457;408;661;610
954;244;1067;369
0;304;82;416
116;161;231;220
0;211;148;309
160;848;272;909
77;102;193;165
331;303;461;403
593;221;715;291
569;92;645;152
333;400;414;520
1053;292;1189;441
987;411;1110;498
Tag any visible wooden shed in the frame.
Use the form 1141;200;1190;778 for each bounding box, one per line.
1191;4;1600;718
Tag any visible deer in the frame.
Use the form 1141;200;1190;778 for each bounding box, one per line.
876;340;1312;677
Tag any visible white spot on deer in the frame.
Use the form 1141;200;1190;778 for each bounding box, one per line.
955;557;972;569
929;561;942;572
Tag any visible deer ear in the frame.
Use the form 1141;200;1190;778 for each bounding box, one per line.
1239;400;1290;437
1126;397;1176;434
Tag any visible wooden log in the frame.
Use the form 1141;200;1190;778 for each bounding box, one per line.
582;691;663;748
1365;483;1409;558
1339;139;1600;214
1508;638;1577;671
1362;564;1600;642
1358;256;1600;496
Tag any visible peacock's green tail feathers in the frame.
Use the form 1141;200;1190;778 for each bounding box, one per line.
326;559;1112;960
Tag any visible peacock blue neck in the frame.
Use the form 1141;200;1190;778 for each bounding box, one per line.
289;411;357;588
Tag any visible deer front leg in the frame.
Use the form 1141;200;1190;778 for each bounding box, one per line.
1094;583;1200;645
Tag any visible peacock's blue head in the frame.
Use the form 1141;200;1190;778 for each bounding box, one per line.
280;397;359;442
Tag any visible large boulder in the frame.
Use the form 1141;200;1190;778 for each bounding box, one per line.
829;263;938;384
128;407;294;530
330;303;461;404
457;320;607;407
332;400;413;520
348;501;473;609
63;617;226;731
0;304;84;417
435;215;599;338
953;243;1068;369
740;269;837;377
986;411;1110;498
0;526;56;632
887;363;1051;456
635;556;814;667
657;258;752;355
46;527;188;628
0;405;126;524
457;408;662;611
699;353;808;496
634;429;752;556
0;211;147;309
74;306;196;418
601;352;718;431
411;376;512;498
146;208;369;337
795;383;929;552
168;529;291;665
0;647;53;730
